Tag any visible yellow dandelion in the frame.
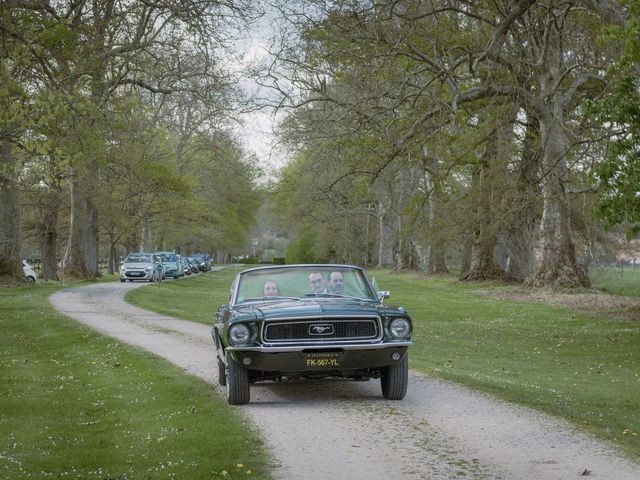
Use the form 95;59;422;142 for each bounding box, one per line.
236;464;244;468
246;470;252;475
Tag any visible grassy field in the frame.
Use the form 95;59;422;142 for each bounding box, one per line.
591;265;640;298
374;272;640;458
0;280;271;480
125;268;241;323
128;267;640;459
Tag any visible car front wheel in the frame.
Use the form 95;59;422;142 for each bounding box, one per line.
381;354;408;400
226;356;249;405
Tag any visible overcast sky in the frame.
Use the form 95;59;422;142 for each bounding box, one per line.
229;6;290;181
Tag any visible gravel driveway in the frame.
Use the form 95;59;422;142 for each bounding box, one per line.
49;281;640;480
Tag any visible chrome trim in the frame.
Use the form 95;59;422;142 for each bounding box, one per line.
226;340;415;353
261;315;382;344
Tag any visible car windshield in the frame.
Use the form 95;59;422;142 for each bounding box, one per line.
125;254;151;263
159;253;177;262
235;266;377;304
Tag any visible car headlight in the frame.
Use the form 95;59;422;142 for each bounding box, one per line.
229;324;251;346
145;266;152;271
389;318;411;339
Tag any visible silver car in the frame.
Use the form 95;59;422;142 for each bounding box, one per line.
156;251;180;279
120;253;162;282
23;260;36;284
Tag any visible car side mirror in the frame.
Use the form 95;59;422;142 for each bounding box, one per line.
377;291;390;301
215;304;228;320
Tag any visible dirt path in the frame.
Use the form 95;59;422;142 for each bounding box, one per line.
49;281;640;480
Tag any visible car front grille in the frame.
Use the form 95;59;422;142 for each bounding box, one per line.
263;317;380;343
125;271;146;277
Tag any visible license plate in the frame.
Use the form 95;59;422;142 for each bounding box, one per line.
304;352;340;368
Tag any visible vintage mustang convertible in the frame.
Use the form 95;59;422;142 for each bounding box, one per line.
212;264;414;404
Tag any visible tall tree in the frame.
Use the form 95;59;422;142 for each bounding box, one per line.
266;0;627;286
4;0;254;279
0;9;32;280
591;0;640;236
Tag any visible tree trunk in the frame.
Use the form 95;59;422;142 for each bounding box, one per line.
526;15;589;288
377;200;395;268
363;210;371;266
395;216;412;270
462;132;504;281
64;172;93;278
460;233;473;277
424;162;449;274
141;222;153;252
505;116;541;282
531;108;589;287
0;140;23;279
38;193;61;281
88;201;100;276
108;237;117;275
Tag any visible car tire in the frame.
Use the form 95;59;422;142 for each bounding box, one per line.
226;356;249;405
120;279;125;283
381;354;408;400
26;276;35;284
218;358;227;387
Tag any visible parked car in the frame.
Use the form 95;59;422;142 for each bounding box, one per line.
212;264;414;405
181;256;192;275
192;253;211;272
156;251;180;279
23;260;36;284
120;253;162;282
189;257;200;273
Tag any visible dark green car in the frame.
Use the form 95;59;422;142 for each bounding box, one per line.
212;264;414;405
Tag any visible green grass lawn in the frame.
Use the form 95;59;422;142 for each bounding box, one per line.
128;267;640;459
0;280;271;480
591;265;640;298
374;271;640;458
125;268;242;323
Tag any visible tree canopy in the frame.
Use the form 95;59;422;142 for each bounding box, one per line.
262;0;633;286
0;0;261;281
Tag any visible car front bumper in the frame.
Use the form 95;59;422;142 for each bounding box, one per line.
225;340;414;372
120;270;154;280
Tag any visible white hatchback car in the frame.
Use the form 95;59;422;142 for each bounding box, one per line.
23;260;36;284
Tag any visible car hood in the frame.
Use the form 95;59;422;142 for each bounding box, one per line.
231;298;407;321
123;262;152;267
